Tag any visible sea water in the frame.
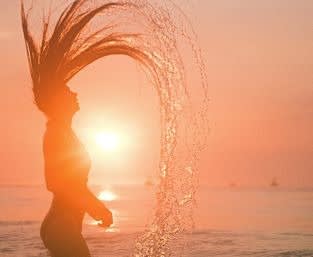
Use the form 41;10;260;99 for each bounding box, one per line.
0;184;312;257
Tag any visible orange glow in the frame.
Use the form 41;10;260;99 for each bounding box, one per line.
1;1;313;189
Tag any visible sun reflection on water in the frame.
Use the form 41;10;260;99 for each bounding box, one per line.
98;190;118;202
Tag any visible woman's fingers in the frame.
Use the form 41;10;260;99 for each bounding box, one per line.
97;209;113;228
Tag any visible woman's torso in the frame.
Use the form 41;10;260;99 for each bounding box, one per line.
42;121;91;233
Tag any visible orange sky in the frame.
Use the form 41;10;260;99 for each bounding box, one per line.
0;0;312;188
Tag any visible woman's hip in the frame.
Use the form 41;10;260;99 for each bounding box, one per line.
40;209;89;257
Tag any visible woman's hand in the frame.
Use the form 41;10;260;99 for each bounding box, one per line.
97;208;113;228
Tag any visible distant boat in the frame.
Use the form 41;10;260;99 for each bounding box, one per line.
144;177;155;187
270;177;279;187
229;182;237;188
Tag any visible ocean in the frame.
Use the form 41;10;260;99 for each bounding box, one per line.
1;185;313;257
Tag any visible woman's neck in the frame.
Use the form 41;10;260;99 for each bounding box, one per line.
46;117;72;129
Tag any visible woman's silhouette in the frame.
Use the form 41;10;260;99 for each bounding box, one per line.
39;85;113;257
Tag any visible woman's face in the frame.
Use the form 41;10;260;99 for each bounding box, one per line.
49;86;80;119
63;86;79;113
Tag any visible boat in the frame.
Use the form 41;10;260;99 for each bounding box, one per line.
270;177;279;187
144;176;155;187
229;182;237;188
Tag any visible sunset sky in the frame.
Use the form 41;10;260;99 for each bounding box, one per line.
0;0;312;188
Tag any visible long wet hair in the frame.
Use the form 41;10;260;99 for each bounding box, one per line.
21;0;156;114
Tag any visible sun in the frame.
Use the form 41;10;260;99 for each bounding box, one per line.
79;124;131;158
95;132;119;152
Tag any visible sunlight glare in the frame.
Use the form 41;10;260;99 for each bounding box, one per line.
98;190;118;201
95;132;119;152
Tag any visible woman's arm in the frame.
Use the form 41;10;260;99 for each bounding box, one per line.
73;186;113;223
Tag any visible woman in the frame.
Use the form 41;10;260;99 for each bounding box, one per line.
20;1;122;256
39;85;113;257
